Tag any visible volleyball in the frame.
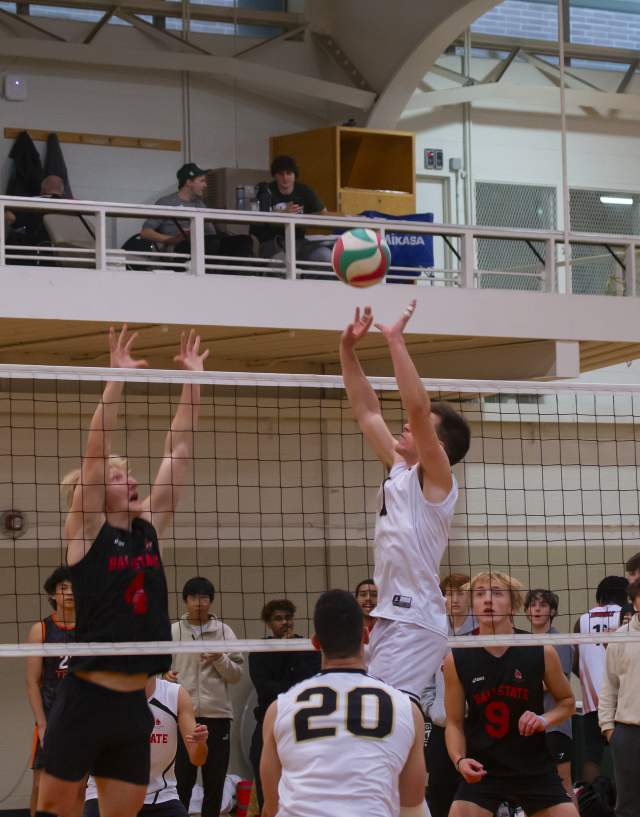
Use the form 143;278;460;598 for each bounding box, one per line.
332;228;391;287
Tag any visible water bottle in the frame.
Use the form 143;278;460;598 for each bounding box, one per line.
235;186;245;210
255;182;272;212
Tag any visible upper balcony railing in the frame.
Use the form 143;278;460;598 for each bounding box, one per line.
1;196;638;297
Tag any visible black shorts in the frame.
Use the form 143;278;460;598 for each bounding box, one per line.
583;711;607;765
43;674;153;785
546;731;573;765
454;770;571;815
84;798;188;817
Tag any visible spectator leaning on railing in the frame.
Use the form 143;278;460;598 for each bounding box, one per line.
598;578;640;817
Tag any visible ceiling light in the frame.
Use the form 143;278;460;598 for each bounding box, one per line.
600;196;633;205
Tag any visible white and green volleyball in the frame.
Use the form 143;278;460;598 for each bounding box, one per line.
331;228;391;288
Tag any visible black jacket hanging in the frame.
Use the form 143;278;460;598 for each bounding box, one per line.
6;130;42;197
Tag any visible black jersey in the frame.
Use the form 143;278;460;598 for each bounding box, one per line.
40;614;74;715
69;517;171;676
452;644;554;777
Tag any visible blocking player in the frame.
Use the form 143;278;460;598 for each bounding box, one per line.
84;676;208;817
444;571;578;817
354;578;378;632
26;567;77;817
340;302;470;699
36;326;208;817
260;589;428;817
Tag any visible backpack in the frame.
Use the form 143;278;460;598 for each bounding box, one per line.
577;776;616;817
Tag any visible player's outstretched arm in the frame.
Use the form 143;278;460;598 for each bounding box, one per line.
142;330;209;536
66;325;148;564
375;301;452;502
260;702;282;817
25;622;46;745
398;703;428;815
177;686;208;767
443;654;486;784
519;646;576;737
340;306;398;469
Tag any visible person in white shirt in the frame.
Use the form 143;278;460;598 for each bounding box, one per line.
260;589;428;817
598;578;640;817
165;576;243;817
572;575;628;783
340;301;470;700
84;677;207;817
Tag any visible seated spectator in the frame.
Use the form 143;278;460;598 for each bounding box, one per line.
525;589;576;805
354;577;377;632
166;576;243;817
140;163;254;265
598;578;640;817
9;174;66;250
421;573;474;817
251;155;331;267
625;551;640;582
573;575;628;783
249;598;321;811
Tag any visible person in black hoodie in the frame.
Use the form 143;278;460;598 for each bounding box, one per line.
249;599;321;810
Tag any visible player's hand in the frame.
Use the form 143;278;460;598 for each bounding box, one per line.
341;306;374;349
163;670;179;683
458;757;486;784
185;723;208;745
109;325;149;369
374;299;416;341
518;710;547;736
174;329;209;372
202;652;223;664
37;722;46;748
604;728;615;743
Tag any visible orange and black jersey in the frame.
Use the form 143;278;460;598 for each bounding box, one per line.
452;643;555;777
40;614;75;715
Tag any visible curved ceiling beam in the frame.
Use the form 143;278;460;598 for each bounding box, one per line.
367;0;501;129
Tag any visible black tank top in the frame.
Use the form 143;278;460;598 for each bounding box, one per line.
40;614;74;715
452;643;554;777
69;517;171;676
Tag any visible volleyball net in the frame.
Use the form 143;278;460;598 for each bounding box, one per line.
1;364;639;655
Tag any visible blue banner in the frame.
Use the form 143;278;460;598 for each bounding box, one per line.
359;211;434;275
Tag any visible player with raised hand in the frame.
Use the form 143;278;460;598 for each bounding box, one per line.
36;326;208;817
444;571;578;817
340;301;470;700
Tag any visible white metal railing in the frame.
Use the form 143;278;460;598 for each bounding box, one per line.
1;195;638;296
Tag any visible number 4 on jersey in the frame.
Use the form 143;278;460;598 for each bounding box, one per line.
124;572;148;615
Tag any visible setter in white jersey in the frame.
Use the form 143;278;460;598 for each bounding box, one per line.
340;302;470;699
260;590;428;817
84;678;208;817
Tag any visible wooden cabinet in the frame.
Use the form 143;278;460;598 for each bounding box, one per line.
270;126;415;216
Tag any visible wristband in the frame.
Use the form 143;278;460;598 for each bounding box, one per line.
538;715;549;729
455;757;466;771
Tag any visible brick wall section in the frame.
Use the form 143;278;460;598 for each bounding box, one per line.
471;0;640;50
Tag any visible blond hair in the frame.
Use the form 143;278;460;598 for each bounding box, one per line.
469;571;524;613
61;455;129;509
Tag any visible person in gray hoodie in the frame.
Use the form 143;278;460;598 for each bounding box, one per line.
166;576;243;817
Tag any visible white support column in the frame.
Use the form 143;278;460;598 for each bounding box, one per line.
460;232;475;288
544;238;555;293
625;243;637;297
94;209;107;272
284;221;297;280
191;214;205;276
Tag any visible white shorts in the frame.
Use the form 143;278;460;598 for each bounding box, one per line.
367;618;448;700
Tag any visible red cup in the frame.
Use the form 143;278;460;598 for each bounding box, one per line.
236;779;252;817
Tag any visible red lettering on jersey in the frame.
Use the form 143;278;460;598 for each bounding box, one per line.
124;572;148;615
150;733;169;744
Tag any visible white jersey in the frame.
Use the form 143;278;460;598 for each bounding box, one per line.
274;669;415;817
578;604;621;714
85;679;180;805
372;462;458;637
